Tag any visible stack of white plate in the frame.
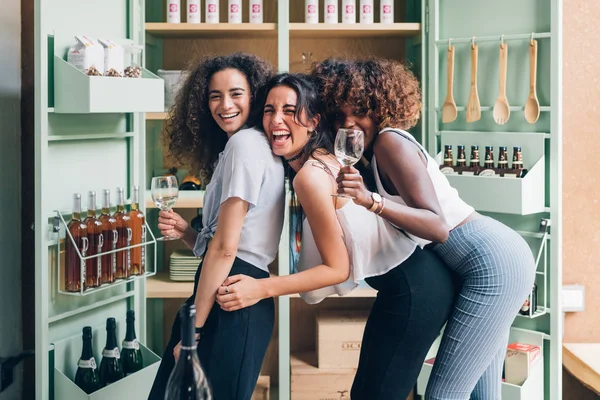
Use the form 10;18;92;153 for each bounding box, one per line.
169;249;201;281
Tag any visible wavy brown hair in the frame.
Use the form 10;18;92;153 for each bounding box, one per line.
164;53;275;182
311;57;422;131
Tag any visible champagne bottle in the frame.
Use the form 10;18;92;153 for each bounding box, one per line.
99;189;117;284
99;317;124;386
121;310;143;376
65;193;88;292
129;186;146;276
84;191;103;288
74;326;100;394
165;304;212;400
113;188;131;280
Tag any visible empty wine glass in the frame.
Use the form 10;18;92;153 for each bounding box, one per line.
333;128;364;199
151;175;179;240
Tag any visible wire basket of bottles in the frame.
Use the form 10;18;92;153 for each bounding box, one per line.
53;186;157;296
53;310;161;400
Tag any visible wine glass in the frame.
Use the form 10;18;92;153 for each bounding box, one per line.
333;128;364;199
151;175;179;240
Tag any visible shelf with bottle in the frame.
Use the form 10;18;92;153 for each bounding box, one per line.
145;22;277;38
434;131;546;215
52;34;164;114
53;312;160;400
53;188;157;297
289;22;420;38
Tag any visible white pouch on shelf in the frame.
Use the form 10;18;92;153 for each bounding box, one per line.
66;36;105;76
98;39;125;77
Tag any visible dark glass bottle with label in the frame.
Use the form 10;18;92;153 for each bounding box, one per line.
439;145;457;175
114;188;131;280
506;146;529;178
66;193;88;292
496;146;509;176
455;145;467;174
99;317;124;386
479;146;496;176
165;304;212;400
129;186;146;276
462;145;481;176
84;191;103;288
121;310;143;376
99;189;117;284
74;326;100;394
519;283;538;316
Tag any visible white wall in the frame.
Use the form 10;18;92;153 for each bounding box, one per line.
0;0;22;398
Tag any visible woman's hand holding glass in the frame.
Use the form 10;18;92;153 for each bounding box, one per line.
157;210;189;240
151;175;179;240
332;128;364;199
336;166;373;209
216;275;266;312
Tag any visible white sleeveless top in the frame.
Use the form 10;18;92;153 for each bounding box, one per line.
296;161;417;304
372;128;474;248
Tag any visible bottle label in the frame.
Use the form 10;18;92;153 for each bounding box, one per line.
479;169;496;177
122;339;140;350
126;228;132;272
103;347;120;359
440;167;456;175
78;357;97;369
503;172;518;178
112;229;118;274
141;225;146;272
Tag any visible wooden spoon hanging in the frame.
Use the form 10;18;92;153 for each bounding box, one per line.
442;45;458;123
524;39;540;123
492;42;510;125
466;43;481;123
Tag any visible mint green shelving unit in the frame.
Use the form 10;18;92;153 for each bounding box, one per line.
33;0;161;399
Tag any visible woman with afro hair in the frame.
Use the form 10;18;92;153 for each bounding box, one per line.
148;53;285;400
313;57;536;399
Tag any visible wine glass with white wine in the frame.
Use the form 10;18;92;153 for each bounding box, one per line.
333;128;365;199
151;175;179;240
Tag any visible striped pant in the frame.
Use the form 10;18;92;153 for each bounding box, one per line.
425;217;536;400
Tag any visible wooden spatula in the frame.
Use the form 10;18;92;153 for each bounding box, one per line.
493;43;510;125
442;45;458;123
524;39;540;124
466;43;481;123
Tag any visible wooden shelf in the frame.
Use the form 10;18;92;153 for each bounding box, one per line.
563;343;600;395
145;23;277;38
146;112;168;120
289;23;421;38
145;190;204;209
146;273;195;298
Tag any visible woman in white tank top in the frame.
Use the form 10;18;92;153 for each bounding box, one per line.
313;58;536;400
216;73;456;399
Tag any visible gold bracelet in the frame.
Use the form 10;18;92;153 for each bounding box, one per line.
376;198;385;215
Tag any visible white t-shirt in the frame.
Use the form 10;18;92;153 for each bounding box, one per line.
372;128;474;248
193;127;285;272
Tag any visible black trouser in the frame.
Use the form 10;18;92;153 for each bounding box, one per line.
148;257;274;400
351;246;457;400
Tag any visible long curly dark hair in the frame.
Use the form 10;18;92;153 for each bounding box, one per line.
311;57;422;131
164;53;275;182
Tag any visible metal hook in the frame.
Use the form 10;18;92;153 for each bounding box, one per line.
530;32;535;46
471;36;476;49
500;34;504;46
448;38;452;50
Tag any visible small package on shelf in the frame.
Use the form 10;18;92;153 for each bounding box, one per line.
98;39;124;77
505;343;542;386
122;43;144;78
67;36;105;76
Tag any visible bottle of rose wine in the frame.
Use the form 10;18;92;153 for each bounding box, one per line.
121;310;143;375
99;317;124;386
74;326;100;394
165;304;212;400
65;193;88;292
113;188;131;280
129;186;146;276
99;189;117;284
84;191;103;288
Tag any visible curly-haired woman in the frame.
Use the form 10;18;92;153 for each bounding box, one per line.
214;72;456;400
148;53;284;400
313;57;536;399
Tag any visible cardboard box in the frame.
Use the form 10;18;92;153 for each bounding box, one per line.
291;352;355;400
505;343;542;385
316;310;369;369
